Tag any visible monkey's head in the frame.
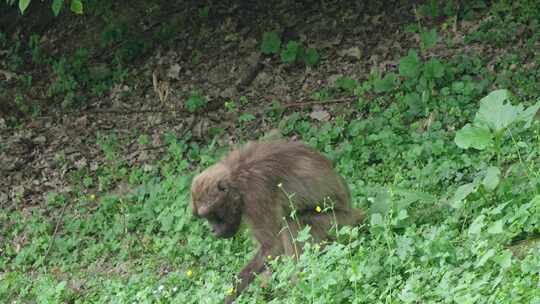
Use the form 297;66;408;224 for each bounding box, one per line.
191;163;243;238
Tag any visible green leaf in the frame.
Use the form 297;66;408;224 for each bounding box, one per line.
185;91;208;112
420;28;438;49
281;41;300;63
370;213;384;227
19;0;31;14
370;188;390;215
487;220;504;234
70;0;83;14
531;195;540;206
261;31;281;55
454;184;477;200
475;248;495;268
482;166;501;191
474;89;521;132
371;189;391;215
335;77;358;93
450;182;477;208
303;48;320;66
517;100;540;128
423;58;445;79
52;0;63;16
393;188;437;208
468;214;485;235
198;6;209;18
296;226;312;242
493;250;512;269
399;50;421;78
238;113;255;123
396;209;409;221
403;92;424;115
373;72;398;93
454;123;492;150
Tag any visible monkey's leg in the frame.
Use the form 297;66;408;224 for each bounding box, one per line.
301;208;364;242
279;220;303;259
225;215;286;304
225;242;284;304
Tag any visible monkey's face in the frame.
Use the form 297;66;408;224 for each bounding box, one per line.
191;165;243;238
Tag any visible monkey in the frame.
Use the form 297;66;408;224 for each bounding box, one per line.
190;140;364;303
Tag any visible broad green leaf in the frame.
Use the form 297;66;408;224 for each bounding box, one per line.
493;250;512;269
424;58;444;79
304;48;320;66
370;213;384;227
474;89;522;132
451;182;477;208
70;0;83;14
374;72;398;93
454;123;492;150
532;195;540;206
52;0;63;16
403;92;424;115
335;77;358;93
517;100;540;128
482;166;501;191
261;31;281;55
371;189;391;215
420;28;438;49
487;220;504;234
396;209;409;221
19;0;31;14
393;189;437;208
399;50;421;78
475;248;495;268
468;214;485;235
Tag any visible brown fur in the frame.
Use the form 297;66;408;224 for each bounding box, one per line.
191;140;364;303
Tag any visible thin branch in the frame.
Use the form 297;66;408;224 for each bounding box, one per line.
42;201;69;264
282;97;356;108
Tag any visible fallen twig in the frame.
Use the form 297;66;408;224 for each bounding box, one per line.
42;200;69;264
282;97;356;108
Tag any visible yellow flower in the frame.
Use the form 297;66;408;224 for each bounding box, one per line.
89;194;96;201
315;206;322;213
226;287;235;295
267;255;273;260
186;269;193;278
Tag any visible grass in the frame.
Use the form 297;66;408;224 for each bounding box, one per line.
1;1;540;303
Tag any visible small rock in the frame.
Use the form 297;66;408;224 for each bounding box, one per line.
260;129;283;142
310;109;331;122
327;74;343;86
0;191;7;204
193;119;209;139
220;87;237;99
255;71;272;87
167;63;182;80
338;46;362;60
33;135;47;144
143;164;153;172
75;157;87;169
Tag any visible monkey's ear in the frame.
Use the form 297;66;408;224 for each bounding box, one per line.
217;180;228;192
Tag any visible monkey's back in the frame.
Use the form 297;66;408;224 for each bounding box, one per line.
223;140;352;213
